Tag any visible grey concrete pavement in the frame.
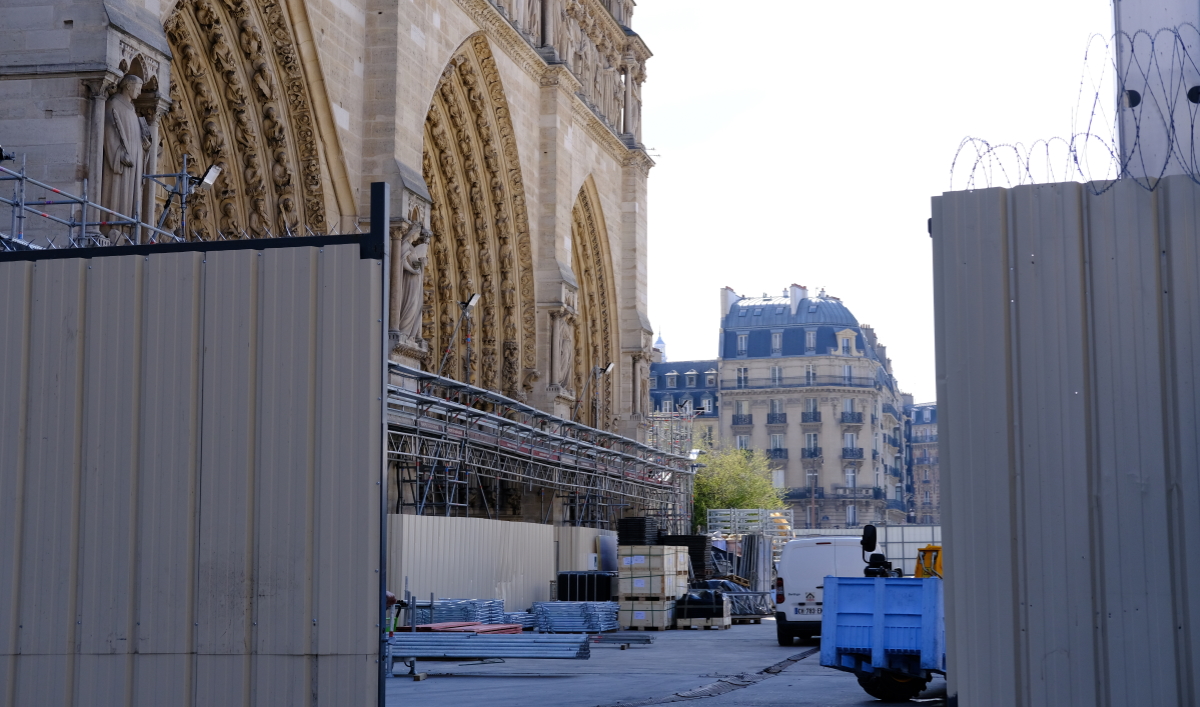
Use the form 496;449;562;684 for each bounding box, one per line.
386;618;946;706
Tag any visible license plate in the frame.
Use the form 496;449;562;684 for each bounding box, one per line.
793;607;822;616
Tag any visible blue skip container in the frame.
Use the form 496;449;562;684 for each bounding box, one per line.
819;576;945;680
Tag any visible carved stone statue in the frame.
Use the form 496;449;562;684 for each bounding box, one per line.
392;220;429;344
102;74;151;240
557;317;575;389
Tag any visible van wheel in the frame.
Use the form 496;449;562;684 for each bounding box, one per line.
775;623;794;646
856;673;927;702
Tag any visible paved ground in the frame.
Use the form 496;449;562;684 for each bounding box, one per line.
386;618;947;706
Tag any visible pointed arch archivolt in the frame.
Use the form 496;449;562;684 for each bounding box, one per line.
421;34;537;399
570;177;619;430
157;0;329;239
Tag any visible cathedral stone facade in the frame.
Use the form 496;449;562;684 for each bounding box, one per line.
1;0;655;436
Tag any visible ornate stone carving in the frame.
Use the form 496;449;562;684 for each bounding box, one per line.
390;219;429;347
102;74;150;240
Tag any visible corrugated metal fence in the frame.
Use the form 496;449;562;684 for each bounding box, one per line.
932;176;1200;707
388;515;615;612
0;237;384;707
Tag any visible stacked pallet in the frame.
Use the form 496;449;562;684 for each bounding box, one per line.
531;601;621;633
659;534;714;578
617;545;689;630
617;517;659;546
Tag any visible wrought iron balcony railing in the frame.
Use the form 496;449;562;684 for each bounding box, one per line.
842;447;864;459
719;375;879;391
767;412;787;424
882;403;901;419
801;411;821;423
787;487;825;500
830;486;883;499
801;447;822;459
768;448;788;459
840;412;864;424
731;414;753;426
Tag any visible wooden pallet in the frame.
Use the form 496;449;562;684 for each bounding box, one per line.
624;625;672;631
676;617;732;630
731;617;764;625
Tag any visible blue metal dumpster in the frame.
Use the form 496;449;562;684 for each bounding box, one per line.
820;576;944;701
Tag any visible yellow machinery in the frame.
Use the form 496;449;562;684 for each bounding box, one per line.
915;545;943;578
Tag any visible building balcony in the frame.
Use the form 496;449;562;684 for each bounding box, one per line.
912;434;938;443
720;374;879;390
885;499;906;511
884;434;900;448
801;447;822;459
842;447;864;459
872;449;880;460
840;412;864;424
830;485;883;499
882;403;901;419
787;486;824;500
768;448;788;460
731;414;753;426
767;412;787;424
801;411;821;423
915;456;938;465
736;348;748;357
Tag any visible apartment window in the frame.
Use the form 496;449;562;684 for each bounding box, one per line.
661;399;673;412
772;469;785;489
700;395;712;412
845;467;857;488
771;332;783;355
770;434;785;450
686;374;696;388
843;398;855;413
648;376;657;389
923;490;931;503
841;337;851;355
806;469;819;486
770;398;783;414
736;367;749;388
736;435;750;450
736;400;749;415
680;398;693;414
843;365;852;384
705;373;716;386
844;432;857;448
923;469;930;481
770;366;782;386
875;470;882;487
666;374;677;389
895;484;903;500
805;398;818;413
805;330;816;351
806;433;819;449
737;334;748;356
846;504;857;526
805;364;816;384
925;410;933;423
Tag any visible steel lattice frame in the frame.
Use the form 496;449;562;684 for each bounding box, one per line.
386;364;693;531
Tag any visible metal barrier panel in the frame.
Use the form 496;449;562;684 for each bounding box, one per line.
932;176;1200;707
0;236;384;707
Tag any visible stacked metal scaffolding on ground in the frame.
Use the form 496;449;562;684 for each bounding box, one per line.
387;364;695;532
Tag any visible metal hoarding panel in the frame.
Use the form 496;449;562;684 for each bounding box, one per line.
389;515;555;614
933;176;1200;707
0;238;382;707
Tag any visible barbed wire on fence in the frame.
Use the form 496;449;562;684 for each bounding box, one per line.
951;25;1200;194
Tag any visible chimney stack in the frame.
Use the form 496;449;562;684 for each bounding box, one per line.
720;286;741;318
788;283;808;315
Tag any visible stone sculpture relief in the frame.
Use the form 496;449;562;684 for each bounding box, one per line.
102;74;151;239
392;219;430;345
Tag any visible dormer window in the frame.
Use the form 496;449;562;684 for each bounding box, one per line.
649;376;657;389
686;373;697;388
841;338;851;355
736;334;748;357
705;370;717;387
753;308;763;316
665;372;678;388
738;309;748;317
805;330;816;352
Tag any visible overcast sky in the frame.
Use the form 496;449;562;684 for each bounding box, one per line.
636;1;1114;403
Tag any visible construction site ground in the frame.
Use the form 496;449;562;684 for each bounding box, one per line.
385;618;947;706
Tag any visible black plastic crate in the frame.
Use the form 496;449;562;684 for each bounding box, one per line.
557;571;618;602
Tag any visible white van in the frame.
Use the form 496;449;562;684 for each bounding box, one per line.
773;536;869;645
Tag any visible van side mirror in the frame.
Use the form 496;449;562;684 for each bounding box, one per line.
861;524;877;553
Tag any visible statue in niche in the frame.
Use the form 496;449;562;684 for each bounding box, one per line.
557;318;575;389
102;74;150;240
524;0;540;41
393;220;429;343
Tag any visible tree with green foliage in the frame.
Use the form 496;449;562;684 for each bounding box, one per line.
691;445;785;532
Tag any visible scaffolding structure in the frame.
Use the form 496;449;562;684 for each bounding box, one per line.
643;411;697;457
388;364;695;533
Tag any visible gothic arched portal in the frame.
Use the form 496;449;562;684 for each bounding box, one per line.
158;0;331;239
569;179;619;430
421;35;537;399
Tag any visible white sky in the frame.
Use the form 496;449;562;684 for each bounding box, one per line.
636;1;1114;403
